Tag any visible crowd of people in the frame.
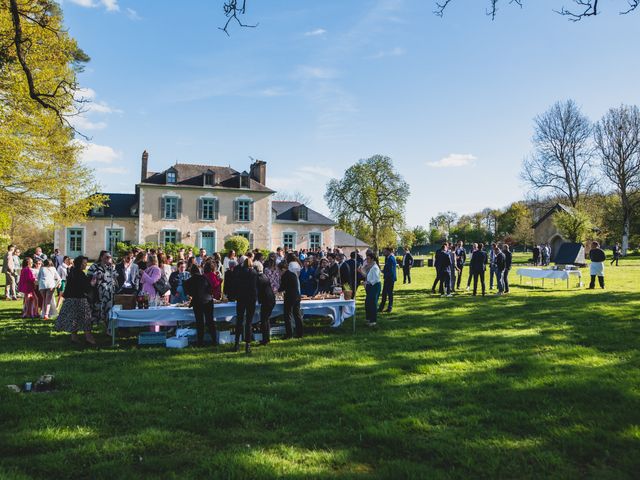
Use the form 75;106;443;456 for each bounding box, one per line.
1;237;615;351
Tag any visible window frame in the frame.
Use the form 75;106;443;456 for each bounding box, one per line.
309;232;321;250
162;229;178;246
163;196;178;220
166;171;177;184
283;232;297;250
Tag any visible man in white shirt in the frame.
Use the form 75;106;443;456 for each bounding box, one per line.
195;249;207;266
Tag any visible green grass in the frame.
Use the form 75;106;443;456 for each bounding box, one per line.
1;255;639;479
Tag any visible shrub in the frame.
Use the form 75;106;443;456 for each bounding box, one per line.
24;242;54;259
223;236;249;257
114;242;192;260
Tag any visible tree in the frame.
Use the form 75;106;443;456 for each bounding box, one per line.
224;235;250;255
0;2;105;232
433;1;638;21
399;229;416;249
325;155;410;254
553;208;593;243
593;104;640;255
512;209;535;247
412;226;429;246
272;190;313;206
522;100;595;208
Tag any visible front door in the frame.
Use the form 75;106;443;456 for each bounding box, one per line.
200;231;216;254
67;228;83;257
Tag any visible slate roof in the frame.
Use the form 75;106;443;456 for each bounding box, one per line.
531;203;574;229
142;163;273;192
89;193;138;218
334;229;370;248
272;201;336;225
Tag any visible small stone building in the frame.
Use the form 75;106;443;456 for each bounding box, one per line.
532;203;573;260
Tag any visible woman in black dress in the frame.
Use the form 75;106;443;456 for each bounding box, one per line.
55;256;95;345
234;257;258;354
183;264;217;347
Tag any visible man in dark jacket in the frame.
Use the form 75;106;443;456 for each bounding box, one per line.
223;260;238;301
378;248;397;313
337;253;351;290
278;262;303;339
469;242;487;296
502;244;512;294
183;264;217;347
256;263;275;345
434;243;452;297
402;247;414;284
345;252;364;293
494;245;506;295
234;259;258;353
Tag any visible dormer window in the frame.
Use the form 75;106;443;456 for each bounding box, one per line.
204;172;215;186
92;206;104;215
166;170;177;184
240;173;250;188
298;205;308;221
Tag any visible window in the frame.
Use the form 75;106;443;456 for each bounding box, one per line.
298;205;308;221
200;198;218;221
235;199;251;222
163;230;178;245
166;171;177;184
283;232;296;250
163;197;178;220
106;228;123;253
67;228;83;256
235;231;253;249
240;174;250;188
309;232;321;250
91;206;104;215
204;173;214;186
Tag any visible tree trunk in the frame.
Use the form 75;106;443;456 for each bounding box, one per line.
622;209;630;256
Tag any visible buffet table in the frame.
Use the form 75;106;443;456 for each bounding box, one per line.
516;267;582;289
109;299;356;346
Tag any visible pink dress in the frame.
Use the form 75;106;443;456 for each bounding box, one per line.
205;272;222;300
140;265;162;297
18;268;38;318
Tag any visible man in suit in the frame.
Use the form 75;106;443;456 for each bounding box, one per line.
337;253;352;290
278;262;303;339
532;244;541;266
489;242;498;290
448;242;457;293
256;263;275;345
455;241;467;290
345;251;364;293
434;243;453;297
402;247;414;284
502;244;513;294
115;251;139;294
469;242;487;296
378;247;397;313
611;243;621;266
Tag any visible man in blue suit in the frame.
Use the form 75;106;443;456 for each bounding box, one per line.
378;247;397;313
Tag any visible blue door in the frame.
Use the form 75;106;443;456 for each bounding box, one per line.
67;228;83;257
200;231;216;254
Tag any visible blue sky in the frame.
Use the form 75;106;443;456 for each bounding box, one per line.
63;0;640;226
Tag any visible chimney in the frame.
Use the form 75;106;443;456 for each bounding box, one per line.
249;159;266;185
141;150;148;181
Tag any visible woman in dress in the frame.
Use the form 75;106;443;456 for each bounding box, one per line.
17;257;38;318
139;254;162;299
203;259;223;301
157;253;172;303
55;256;95;345
315;257;332;293
87;250;117;328
37;259;61;320
360;251;381;327
263;256;280;294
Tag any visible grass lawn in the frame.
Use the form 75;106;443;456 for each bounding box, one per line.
1;254;639;479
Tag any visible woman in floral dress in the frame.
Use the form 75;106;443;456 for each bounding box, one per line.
87;250;117;328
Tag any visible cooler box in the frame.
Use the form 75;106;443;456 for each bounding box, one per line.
166;336;189;349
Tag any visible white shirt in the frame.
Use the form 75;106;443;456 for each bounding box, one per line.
38;267;61;290
366;263;381;285
57;264;68;281
288;261;301;276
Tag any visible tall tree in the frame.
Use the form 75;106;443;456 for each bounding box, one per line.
593;104;640;255
0;0;104;229
522;100;595;208
325;155;410;254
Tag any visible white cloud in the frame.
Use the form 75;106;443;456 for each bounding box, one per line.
427;153;477;168
295;65;338;80
126;8;141;20
70;116;108;131
369;47;405;59
67;0;120;12
304;28;327;36
76;141;122;164
258;87;288;97
71;87;121;131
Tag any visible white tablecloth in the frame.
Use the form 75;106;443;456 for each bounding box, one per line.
111;299;356;330
516;268;582;280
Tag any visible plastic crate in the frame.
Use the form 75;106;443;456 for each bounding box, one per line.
166;336;189;349
138;332;166;345
217;331;235;345
269;325;286;337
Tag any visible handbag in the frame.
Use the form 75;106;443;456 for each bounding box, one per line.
154;273;171;296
